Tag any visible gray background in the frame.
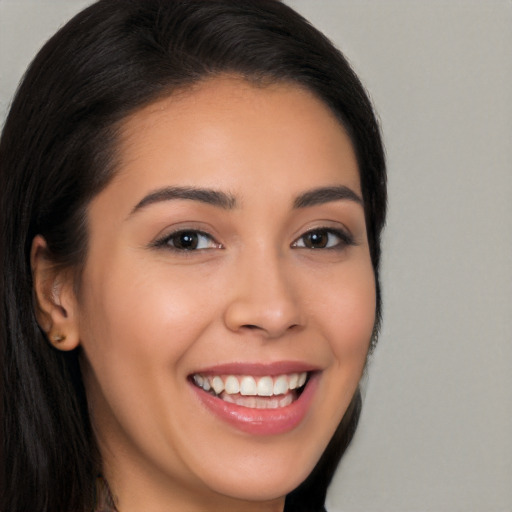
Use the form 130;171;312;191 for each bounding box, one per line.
1;1;511;511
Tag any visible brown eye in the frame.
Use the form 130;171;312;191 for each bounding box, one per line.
155;230;220;251
303;231;329;249
293;228;354;250
171;232;200;250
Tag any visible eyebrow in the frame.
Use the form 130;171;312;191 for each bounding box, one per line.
130;186;237;214
130;184;361;216
293;185;363;208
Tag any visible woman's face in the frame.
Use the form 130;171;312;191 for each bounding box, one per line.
76;77;375;511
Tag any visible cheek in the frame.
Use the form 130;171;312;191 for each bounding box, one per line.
77;259;227;441
316;260;375;422
77;262;220;452
80;259;217;358
313;258;376;360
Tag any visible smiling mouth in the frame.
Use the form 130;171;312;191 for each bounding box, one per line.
191;372;309;409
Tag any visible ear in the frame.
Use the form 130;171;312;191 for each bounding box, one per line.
31;235;80;351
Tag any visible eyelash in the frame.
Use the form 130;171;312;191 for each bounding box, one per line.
292;227;355;250
152;227;355;253
152;230;221;252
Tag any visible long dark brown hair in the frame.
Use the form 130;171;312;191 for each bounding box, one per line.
0;1;386;510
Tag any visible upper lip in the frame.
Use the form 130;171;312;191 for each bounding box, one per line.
189;361;320;377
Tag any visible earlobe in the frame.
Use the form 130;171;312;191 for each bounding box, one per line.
31;235;80;351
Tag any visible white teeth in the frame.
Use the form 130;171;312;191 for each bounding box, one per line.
273;375;288;395
221;394;235;404
240;376;257;396
288;373;299;390
224;375;240;395
192;371;309;398
257;376;274;396
220;393;295;409
211;376;224;395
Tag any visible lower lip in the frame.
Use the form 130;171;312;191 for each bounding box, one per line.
191;374;318;436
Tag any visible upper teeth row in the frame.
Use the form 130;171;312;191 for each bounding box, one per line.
193;372;308;397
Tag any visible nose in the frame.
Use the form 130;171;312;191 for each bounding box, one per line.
223;253;305;339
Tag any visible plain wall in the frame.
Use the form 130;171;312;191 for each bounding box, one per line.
1;1;511;511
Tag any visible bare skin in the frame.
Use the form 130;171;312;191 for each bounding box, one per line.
32;76;375;512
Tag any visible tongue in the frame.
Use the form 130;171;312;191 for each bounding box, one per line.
219;391;296;409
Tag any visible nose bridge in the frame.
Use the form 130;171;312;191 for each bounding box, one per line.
223;243;303;338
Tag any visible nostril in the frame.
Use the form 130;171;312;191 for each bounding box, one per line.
224;295;304;337
241;323;300;332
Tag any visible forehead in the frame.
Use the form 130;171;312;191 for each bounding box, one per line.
112;75;361;199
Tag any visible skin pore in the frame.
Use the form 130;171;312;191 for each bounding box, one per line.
32;77;376;512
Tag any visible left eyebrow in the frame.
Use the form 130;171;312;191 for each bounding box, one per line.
293;186;363;208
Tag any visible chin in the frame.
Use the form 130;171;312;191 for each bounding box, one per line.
191;439;325;504
206;470;308;504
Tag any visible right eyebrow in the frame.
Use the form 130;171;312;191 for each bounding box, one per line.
129;186;238;216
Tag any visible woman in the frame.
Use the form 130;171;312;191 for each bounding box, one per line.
0;1;386;511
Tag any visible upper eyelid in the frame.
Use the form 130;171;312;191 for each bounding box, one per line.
293;225;353;241
151;228;220;249
292;227;354;246
150;223;355;249
151;220;219;241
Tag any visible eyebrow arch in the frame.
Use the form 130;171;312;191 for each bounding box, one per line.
293;185;363;209
130;186;237;215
